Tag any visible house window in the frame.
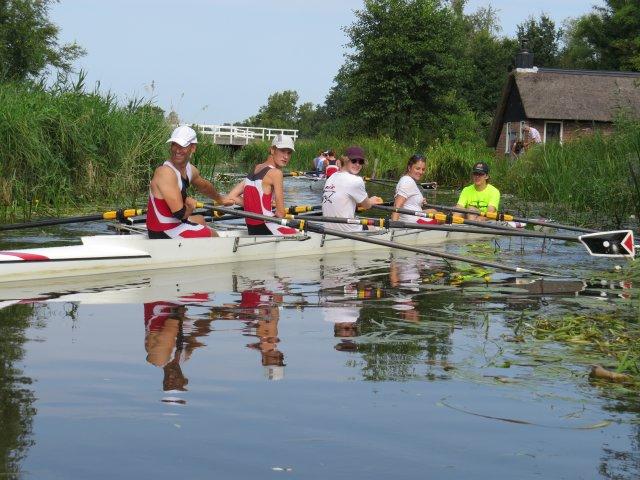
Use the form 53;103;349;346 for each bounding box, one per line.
505;122;524;153
544;121;563;143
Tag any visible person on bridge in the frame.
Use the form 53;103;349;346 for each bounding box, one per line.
321;145;383;232
454;161;500;222
225;134;299;235
146;125;231;239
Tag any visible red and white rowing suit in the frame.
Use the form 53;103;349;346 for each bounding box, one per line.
325;160;339;178
243;166;297;236
146;161;212;239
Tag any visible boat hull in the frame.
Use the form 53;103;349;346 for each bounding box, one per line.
0;227;494;283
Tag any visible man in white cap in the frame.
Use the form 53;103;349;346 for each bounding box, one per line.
225;134;298;235
146;125;230;239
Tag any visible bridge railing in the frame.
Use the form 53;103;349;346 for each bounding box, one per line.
186;124;299;146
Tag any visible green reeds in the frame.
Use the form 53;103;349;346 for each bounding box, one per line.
498;119;640;228
0;80;169;220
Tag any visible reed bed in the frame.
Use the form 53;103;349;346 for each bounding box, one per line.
498;120;640;228
0;81;169;220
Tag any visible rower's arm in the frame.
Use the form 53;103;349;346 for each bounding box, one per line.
268;169;286;218
191;166;226;204
152;167;193;218
223;179;245;207
391;195;407;221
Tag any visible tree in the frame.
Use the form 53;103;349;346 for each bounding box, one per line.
516;14;562;67
560;0;640;71
0;0;84;82
326;0;470;143
242;90;299;129
240;90;324;136
461;5;518;126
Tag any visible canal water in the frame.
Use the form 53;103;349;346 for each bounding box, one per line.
1;178;638;479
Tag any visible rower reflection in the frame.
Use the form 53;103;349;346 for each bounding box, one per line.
240;289;286;381
144;295;213;400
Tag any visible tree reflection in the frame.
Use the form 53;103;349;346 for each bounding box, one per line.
0;304;37;477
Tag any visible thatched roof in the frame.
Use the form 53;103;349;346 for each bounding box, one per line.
487;68;640;147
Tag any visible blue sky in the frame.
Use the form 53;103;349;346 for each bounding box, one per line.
51;0;603;125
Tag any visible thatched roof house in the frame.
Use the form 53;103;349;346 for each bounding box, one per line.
488;68;640;156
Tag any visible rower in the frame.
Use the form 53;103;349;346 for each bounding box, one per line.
390;154;437;225
225;134;298;235
321;145;383;232
454;161;500;222
324;150;340;178
147;126;230;239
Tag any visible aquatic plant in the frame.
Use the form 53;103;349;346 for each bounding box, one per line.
525;313;640;379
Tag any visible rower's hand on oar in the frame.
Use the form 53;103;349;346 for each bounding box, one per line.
219;196;237;207
370;196;384;205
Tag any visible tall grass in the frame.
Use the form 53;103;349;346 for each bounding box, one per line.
498;119;640;227
229;135;490;186
0;79;169;220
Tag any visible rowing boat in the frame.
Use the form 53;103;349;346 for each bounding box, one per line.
0;224;501;283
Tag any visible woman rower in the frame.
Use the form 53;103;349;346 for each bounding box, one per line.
454;161;500;222
225;134;298;235
390;154;437;225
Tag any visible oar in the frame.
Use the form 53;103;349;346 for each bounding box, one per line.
0;208;144;231
373;204;516;231
423;203;598;234
210;205;554;276
286;212;634;257
370;205;635;258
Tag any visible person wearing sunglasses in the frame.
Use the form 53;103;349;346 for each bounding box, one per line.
390;154;438;225
454;161;500;221
321;145;383;232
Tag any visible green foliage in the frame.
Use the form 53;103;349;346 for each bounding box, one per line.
325;0;470;143
560;0;640;71
0;78;170;220
231;135;484;187
0;0;85;82
516;14;562;67
425;139;495;188
499;119;640;227
240;90;324;137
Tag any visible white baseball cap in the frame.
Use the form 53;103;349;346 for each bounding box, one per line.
271;134;295;151
167;125;198;147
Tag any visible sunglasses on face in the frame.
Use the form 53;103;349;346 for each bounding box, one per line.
350;158;365;166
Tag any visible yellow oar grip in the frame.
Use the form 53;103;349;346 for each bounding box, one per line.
102;208;143;220
293;206;313;213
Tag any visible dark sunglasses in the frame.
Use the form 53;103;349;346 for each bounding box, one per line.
350;158;365;165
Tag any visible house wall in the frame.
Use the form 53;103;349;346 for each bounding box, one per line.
494;120;614;156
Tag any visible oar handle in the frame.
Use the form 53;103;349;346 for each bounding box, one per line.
210;205;555;276
0;208;144;231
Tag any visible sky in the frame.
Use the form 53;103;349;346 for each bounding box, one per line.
51;0;604;126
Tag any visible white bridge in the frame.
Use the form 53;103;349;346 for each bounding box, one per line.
187;124;299;147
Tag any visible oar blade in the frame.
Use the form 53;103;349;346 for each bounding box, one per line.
579;230;635;258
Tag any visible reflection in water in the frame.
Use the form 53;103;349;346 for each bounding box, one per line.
240;289;285;381
0;305;37;476
2;240;640;478
144;295;214;401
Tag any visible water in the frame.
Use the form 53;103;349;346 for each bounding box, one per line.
1;178;639;479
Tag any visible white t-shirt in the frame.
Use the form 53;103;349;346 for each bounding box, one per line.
322;171;368;232
528;127;542;143
395;175;424;223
